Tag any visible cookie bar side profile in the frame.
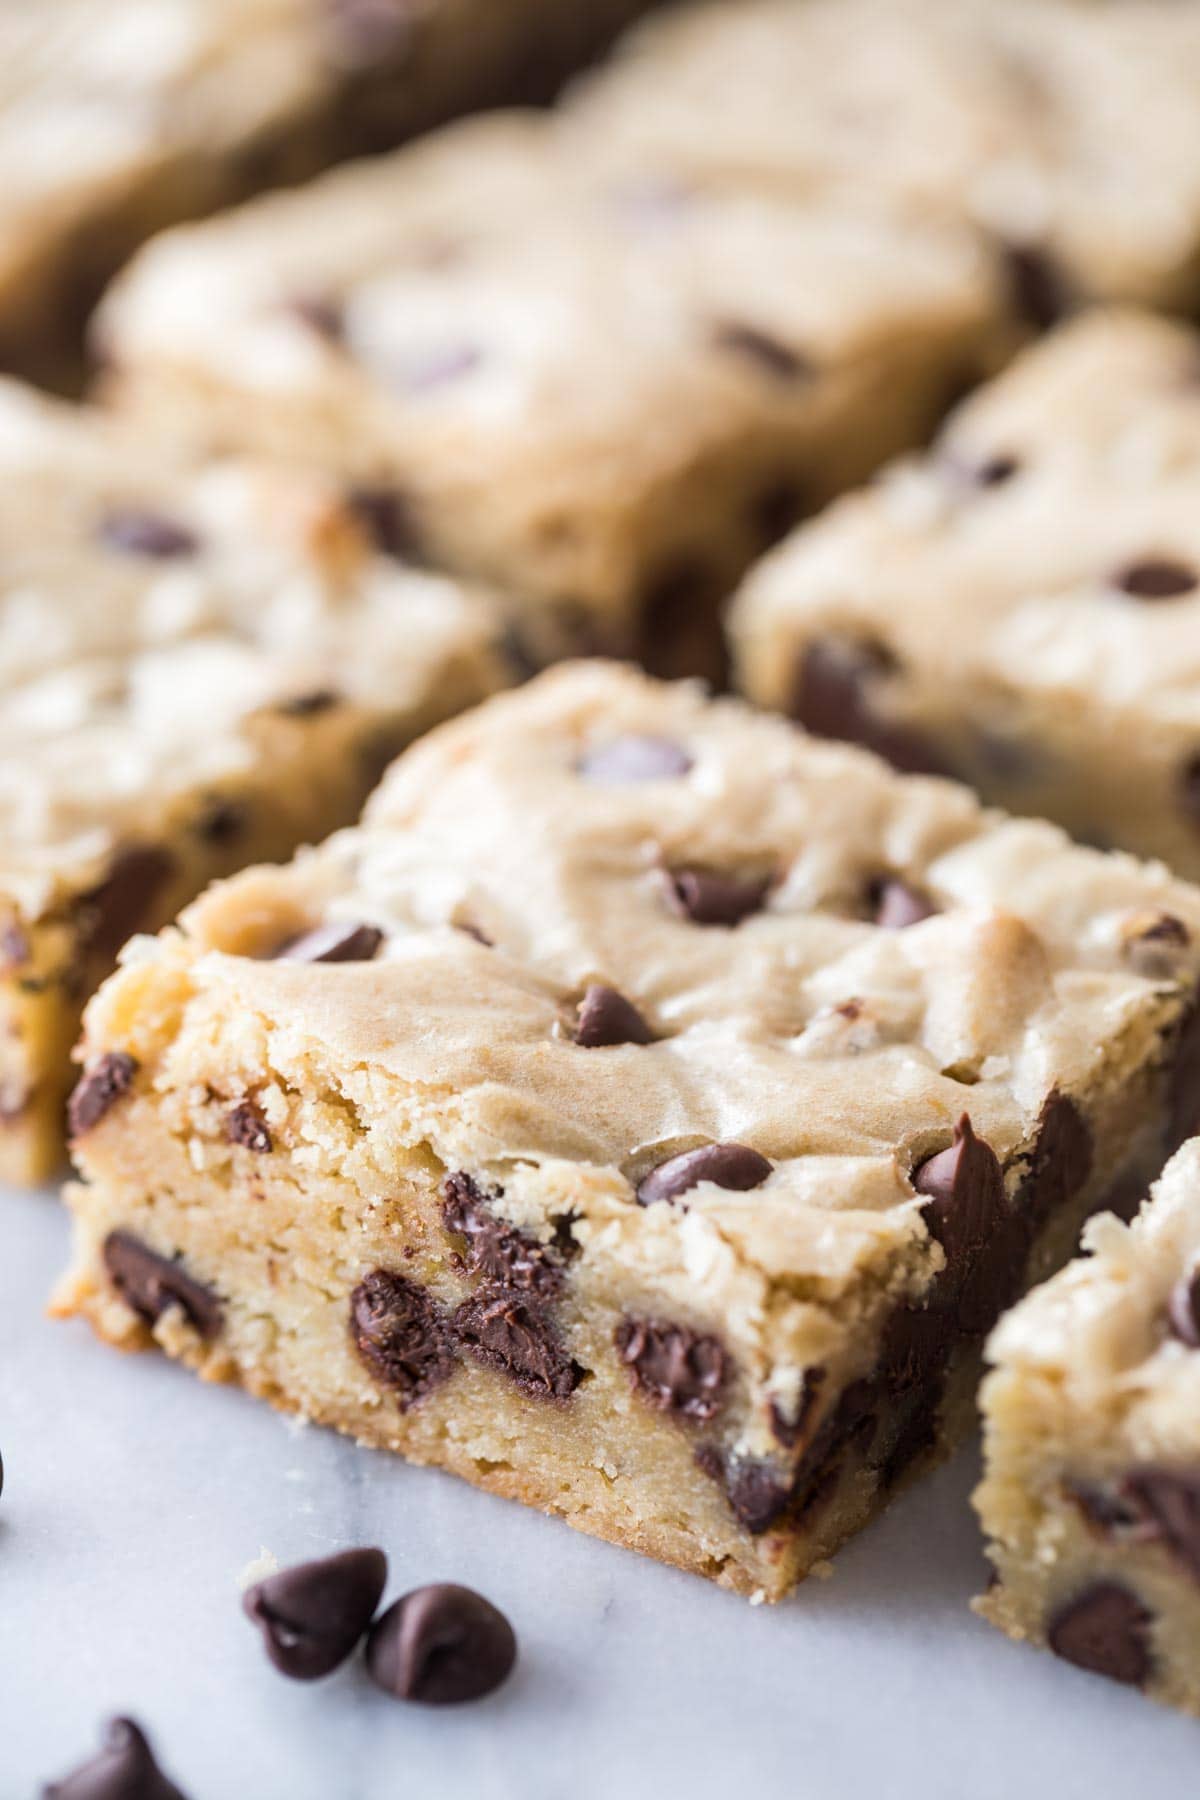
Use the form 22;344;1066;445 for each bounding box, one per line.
54;664;1200;1597
975;1139;1200;1715
729;309;1200;878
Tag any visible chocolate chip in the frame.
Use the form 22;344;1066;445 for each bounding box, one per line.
1167;1263;1200;1346
1026;1090;1093;1221
696;1446;793;1535
664;867;771;927
242;1547;387;1680
43;1716;190;1800
1112;558;1197;601
1065;1481;1157;1543
442;1173;564;1297
193;798;246;846
1122;910;1191;978
103;1232;222;1338
635;558;729;688
1181;755;1200;830
350;1270;454;1406
791;638;949;777
615;1318;728;1421
325;0;415;61
769;1366;826;1449
1123;1471;1200;1582
912;1113;1009;1334
68;1052;138;1137
637;1141;772;1206
576;735;693;782
275;922;383;963
451;1291;582;1399
1047;1583;1153;1687
365;1583;516;1705
1168;984;1200;1152
712;320;810;382
80;845;177;958
276;689;340;717
753;477;805;546
98;510;198;560
227;1099;272;1154
287;293;344;340
871;877;937;929
346;485;419;561
968;452;1020;488
1003;241;1071;331
574;983;654;1048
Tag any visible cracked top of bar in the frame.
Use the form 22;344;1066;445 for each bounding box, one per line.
84;663;1200;1352
0;378;505;916
571;0;1200;309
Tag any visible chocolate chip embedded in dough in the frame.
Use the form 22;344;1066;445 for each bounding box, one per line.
637;1142;772;1207
576;734;693;782
80;844;177;958
441;1173;564;1298
1123;1471;1200;1583
1025;1090;1093;1225
573;983;654;1048
1002;241;1071;331
971;452;1020;488
287;292;344;340
102;1231;222;1339
1167;1263;1200;1347
451;1291;582;1400
664;867;771;927
68;1051;139;1137
227;1099;272;1154
1047;1583;1154;1688
1179;755;1200;831
351;1271;454;1406
242;1547;387;1680
193;798;246;847
276;688;340;717
870;877;938;930
346;485;420;561
615;1318;728;1422
695;1445;793;1535
912;1113;1007;1280
275;921;383;964
98;509;199;560
1112;557;1197;601
42;1715;190;1800
1120;910;1191;978
711;320;811;382
791;638;949;777
365;1583;517;1706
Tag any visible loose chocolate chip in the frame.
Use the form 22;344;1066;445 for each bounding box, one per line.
452;1291;582;1399
615;1318;728;1421
574;983;654;1048
366;1584;516;1705
442;1173;564;1296
103;1232;223;1339
791;638;949;777
43;1716;190;1800
1112;557;1197;601
346;485;419;561
80;845;177;959
712;320;810;382
1047;1583;1154;1688
287;292;344;340
243;1547;387;1680
68;1052;138;1137
1167;1263;1200;1346
576;735;693;782
1124;1471;1200;1582
276;688;340;717
664;867;771;927
350;1270;455;1406
1181;755;1200;830
193;798;246;846
227;1099;272;1154
98;510;198;560
1003;241;1071;331
637;1141;772;1207
871;877;938;929
275;921;383;964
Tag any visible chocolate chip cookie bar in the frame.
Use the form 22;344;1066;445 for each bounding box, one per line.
975;1138;1200;1714
572;0;1200;319
0;0;657;384
731;310;1200;879
0;378;506;1183
94;112;1006;680
55;662;1200;1598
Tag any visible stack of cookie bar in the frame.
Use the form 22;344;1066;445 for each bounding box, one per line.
3;0;1200;1736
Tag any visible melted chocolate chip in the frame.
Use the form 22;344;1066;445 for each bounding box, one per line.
103;1232;222;1338
442;1173;564;1297
1112;558;1197;601
1047;1583;1153;1687
43;1716;190;1800
243;1547;387;1680
573;983;654;1048
350;1270;455;1406
637;1142;772;1207
226;1099;272;1154
664;867;771;926
791;638;949;777
68;1052;138;1137
346;485;419;561
576;734;693;782
451;1291;582;1399
365;1584;517;1705
1003;241;1071;331
98;510;198;560
1167;1263;1200;1346
712;320;810;382
615;1318;728;1421
871;877;937;929
80;845;177;958
275;922;383;964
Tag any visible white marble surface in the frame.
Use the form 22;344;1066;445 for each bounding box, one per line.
2;1184;1197;1799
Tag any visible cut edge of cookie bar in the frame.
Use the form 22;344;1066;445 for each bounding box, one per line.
974;1138;1200;1714
53;663;1200;1598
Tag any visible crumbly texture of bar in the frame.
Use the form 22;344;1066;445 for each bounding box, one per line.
731;310;1200;879
0;378;506;1182
94;110;1007;680
0;0;657;385
976;1138;1200;1714
55;662;1200;1598
570;0;1200;314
